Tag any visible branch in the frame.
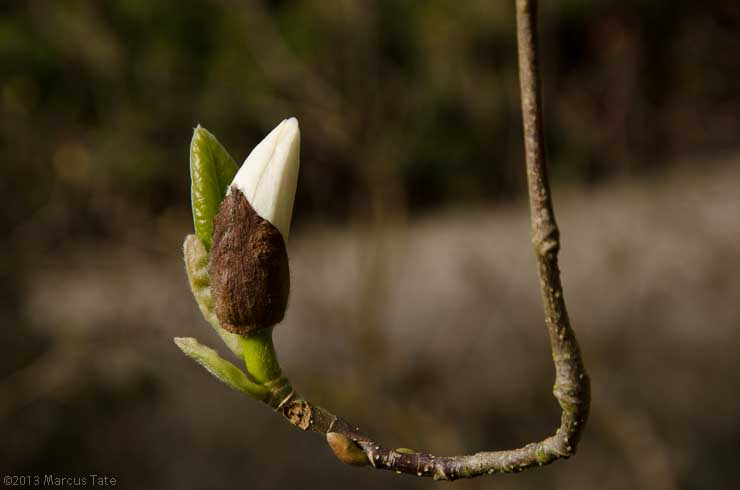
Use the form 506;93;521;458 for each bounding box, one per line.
240;3;589;478
514;0;591;458
183;0;590;480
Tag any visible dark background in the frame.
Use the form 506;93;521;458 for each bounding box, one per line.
2;1;739;489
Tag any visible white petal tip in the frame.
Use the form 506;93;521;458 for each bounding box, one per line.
229;118;301;240
284;117;299;131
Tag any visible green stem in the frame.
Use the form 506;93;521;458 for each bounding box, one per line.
239;327;282;384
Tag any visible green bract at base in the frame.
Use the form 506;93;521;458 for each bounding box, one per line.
174;337;268;400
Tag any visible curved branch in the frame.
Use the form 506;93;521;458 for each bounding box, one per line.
248;2;592;474
190;0;590;481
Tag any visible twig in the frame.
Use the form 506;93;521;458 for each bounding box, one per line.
247;0;590;480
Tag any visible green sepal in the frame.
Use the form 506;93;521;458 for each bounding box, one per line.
183;234;242;357
174;337;268;400
190;126;238;250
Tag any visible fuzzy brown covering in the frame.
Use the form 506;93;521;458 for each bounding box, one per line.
208;189;290;334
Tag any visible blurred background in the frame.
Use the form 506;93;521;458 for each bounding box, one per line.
2;1;739;489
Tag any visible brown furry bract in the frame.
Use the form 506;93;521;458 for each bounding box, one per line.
208;189;290;334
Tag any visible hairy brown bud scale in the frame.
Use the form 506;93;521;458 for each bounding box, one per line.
208;189;290;334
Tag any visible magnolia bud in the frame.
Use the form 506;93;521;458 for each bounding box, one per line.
208;118;300;334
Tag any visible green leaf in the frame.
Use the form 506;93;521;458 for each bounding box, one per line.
183;234;243;357
174;337;268;400
190;126;238;250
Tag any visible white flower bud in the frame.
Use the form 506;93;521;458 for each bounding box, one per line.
229;117;300;240
209;118;301;334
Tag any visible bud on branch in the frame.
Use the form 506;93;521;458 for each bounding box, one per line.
208;118;300;334
176;1;590;480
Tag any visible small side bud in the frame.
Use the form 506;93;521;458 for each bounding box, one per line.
208;190;290;334
326;433;369;467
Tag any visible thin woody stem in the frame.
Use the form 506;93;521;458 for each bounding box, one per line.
245;0;590;480
514;0;591;457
